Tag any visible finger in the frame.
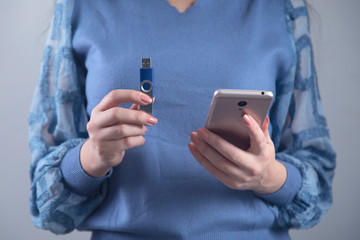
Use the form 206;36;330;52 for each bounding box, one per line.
92;107;158;128
196;128;251;169
112;135;146;152
130;104;140;110
190;132;243;177
93;124;147;141
93;135;146;157
119;135;147;151
242;114;267;149
261;116;272;142
261;116;269;132
188;142;230;183
95;90;152;112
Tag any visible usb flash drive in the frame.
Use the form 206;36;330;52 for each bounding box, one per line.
140;58;154;115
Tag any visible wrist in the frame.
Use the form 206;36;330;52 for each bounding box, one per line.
254;159;287;195
80;140;112;178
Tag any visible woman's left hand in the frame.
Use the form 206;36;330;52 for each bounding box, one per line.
188;114;287;195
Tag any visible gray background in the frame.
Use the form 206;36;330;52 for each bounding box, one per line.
1;0;359;239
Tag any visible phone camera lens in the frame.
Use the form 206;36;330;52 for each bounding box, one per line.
261;91;265;95
237;101;247;107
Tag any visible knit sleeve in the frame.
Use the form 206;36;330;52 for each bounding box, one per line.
267;0;336;229
28;0;108;234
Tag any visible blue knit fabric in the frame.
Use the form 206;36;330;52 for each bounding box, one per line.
28;0;336;236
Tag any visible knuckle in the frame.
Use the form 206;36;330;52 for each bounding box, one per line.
90;107;97;117
226;181;242;190
227;149;239;161
197;142;207;154
132;91;140;100
108;90;117;102
117;125;126;137
261;149;273;161
91;133;99;143
241;175;252;184
110;107;118;120
208;167;219;179
233;182;243;190
122;137;132;149
87;121;95;133
249;165;262;176
209;136;219;148
218;162;229;174
135;111;144;123
257;138;266;147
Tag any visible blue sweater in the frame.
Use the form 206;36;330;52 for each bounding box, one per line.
28;0;336;239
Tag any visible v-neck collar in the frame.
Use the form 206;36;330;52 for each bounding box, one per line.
164;0;199;15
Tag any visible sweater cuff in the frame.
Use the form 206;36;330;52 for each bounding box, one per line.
60;139;112;197
256;161;302;206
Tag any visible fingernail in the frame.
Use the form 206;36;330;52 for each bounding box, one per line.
188;142;196;151
243;114;252;126
140;94;152;104
146;116;157;125
190;132;200;144
198;128;209;139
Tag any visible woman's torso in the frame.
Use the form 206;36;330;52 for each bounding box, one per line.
71;0;293;239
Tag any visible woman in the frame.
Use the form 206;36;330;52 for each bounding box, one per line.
28;0;336;239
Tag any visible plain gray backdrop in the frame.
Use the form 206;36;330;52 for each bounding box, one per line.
1;0;359;239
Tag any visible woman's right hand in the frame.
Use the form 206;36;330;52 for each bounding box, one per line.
80;90;157;178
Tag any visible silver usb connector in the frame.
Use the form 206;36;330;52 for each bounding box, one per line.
142;58;151;68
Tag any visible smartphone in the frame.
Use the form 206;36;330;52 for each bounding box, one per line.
205;89;273;150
